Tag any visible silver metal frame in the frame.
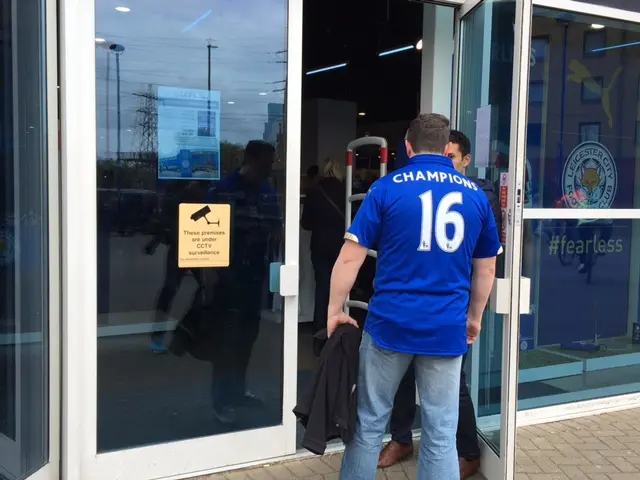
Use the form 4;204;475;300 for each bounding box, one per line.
459;0;485;18
502;0;533;479
450;8;462;127
44;0;61;476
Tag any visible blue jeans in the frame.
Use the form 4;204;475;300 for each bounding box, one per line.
340;331;462;480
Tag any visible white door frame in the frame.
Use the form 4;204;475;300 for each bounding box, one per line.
59;0;302;478
452;0;533;479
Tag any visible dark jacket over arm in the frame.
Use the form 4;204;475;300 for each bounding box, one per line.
293;324;361;455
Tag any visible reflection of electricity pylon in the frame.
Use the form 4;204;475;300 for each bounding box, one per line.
133;84;158;162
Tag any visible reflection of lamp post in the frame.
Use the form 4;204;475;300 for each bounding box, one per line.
109;43;125;164
96;40;125;161
206;39;218;135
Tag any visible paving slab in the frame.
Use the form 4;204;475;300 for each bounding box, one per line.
194;408;640;479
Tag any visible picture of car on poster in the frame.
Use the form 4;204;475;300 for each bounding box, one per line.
158;149;220;180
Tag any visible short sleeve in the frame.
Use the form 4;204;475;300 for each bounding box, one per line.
344;184;383;250
473;199;503;259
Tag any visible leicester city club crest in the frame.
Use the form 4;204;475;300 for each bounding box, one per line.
562;141;617;209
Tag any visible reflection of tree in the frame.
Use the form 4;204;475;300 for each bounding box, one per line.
220;141;244;176
97;156;157;190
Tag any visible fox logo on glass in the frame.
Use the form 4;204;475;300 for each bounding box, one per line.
562;141;617;209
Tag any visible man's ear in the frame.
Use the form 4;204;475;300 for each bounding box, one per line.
463;154;472;168
405;139;414;157
443;142;453;157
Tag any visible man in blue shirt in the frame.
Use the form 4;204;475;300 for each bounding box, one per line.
380;130;502;478
328;114;501;480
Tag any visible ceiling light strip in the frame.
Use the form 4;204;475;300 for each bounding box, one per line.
378;45;415;57
306;63;348;75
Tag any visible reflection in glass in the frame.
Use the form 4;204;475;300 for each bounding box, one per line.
574;0;640;12
95;0;287;452
528;9;640;209
519;219;640;408
0;0;49;477
457;0;516;455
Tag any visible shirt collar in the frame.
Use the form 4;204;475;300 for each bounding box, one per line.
407;154;453;169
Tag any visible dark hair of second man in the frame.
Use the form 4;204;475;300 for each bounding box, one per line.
406;113;451;155
449;129;471;157
245;139;276;164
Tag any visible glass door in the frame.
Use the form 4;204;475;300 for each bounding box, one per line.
454;0;532;478
61;0;302;478
520;0;640;422
0;0;58;479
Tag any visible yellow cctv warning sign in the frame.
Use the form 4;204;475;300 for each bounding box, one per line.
178;203;231;268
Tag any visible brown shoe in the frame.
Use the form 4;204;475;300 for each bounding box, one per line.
378;441;414;468
459;457;480;479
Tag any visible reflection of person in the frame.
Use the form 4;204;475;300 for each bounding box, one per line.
146;181;205;353
205;140;281;424
301;157;346;351
380;130;501;479
330;114;501;479
555;189;613;273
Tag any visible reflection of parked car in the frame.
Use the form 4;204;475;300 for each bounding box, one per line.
97;188;158;235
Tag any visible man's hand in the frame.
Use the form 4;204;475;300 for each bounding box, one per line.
327;311;359;337
467;317;482;345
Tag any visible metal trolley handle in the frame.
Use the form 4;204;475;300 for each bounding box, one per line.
344;136;388;315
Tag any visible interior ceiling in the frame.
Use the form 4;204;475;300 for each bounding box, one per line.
302;0;425;124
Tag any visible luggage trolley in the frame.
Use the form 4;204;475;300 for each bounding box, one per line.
344;136;388;316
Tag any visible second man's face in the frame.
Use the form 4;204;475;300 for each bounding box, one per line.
447;143;471;174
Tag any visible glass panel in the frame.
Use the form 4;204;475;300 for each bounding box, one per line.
458;0;516;455
573;0;640;12
95;0;287;452
0;0;49;477
520;218;640;407
528;9;640;209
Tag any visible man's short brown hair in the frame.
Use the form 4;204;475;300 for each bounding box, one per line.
406;113;451;155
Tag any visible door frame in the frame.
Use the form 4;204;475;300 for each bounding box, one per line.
452;0;533;479
59;0;302;478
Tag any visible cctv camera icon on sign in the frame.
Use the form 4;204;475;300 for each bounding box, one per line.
190;206;220;226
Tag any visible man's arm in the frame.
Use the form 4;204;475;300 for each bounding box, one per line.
468;200;502;344
326;182;384;336
468;257;496;319
466;256;496;344
328;241;368;315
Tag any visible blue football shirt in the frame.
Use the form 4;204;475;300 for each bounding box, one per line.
345;154;502;356
205;170;281;275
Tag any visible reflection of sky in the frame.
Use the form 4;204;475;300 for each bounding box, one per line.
95;0;287;158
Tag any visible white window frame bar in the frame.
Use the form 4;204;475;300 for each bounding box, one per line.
524;209;640;219
533;0;640;24
59;0;303;479
59;0;98;479
282;0;303;457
